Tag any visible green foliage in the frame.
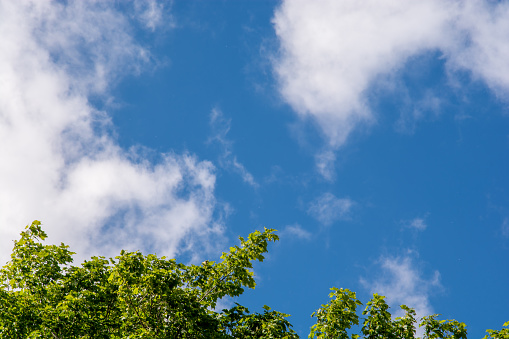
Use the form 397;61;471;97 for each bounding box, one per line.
0;221;507;339
361;293;396;339
0;221;295;338
420;314;467;339
393;305;418;339
220;304;298;339
484;322;509;339
309;289;423;339
309;288;362;339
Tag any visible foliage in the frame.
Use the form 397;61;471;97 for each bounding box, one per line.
484;322;509;339
0;221;507;339
0;220;295;338
420;314;467;339
309;287;362;339
309;288;470;339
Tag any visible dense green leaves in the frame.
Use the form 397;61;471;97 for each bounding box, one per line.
420;314;467;339
361;293;396;339
0;221;507;338
308;289;468;339
484;322;509;339
309;288;362;339
0;221;292;338
220;304;298;339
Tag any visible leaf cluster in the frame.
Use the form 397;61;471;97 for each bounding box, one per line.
484;322;509;339
0;221;296;338
1;221;507;339
309;288;470;339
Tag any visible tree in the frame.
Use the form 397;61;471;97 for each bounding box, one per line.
0;220;298;338
484;322;509;339
0;221;507;338
309;287;362;339
309;288;467;339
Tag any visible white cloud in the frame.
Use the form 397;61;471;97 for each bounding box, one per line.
133;0;169;31
315;149;336;182
394;91;443;135
361;255;441;336
272;0;509;148
281;224;312;240
208;108;258;188
308;193;354;225
502;218;509;238
446;1;509;97
407;217;427;231
0;1;220;264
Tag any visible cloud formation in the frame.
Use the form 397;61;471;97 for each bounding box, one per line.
308;192;353;225
407;217;427;231
361;255;441;335
273;0;509;149
133;0;169;31
281;224;312;240
502;218;509;238
208;108;258;188
0;1;220;264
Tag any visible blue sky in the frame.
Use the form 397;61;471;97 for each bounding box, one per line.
0;1;508;337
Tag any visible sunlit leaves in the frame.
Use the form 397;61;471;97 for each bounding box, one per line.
0;221;507;338
0;221;292;338
309;288;362;339
309;288;477;339
419;314;467;339
484;321;509;339
220;304;298;339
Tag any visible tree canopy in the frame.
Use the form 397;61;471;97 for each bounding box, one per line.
0;221;507;338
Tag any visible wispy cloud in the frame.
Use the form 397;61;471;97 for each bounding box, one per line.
395;91;443;135
502;218;509;238
0;1;220;264
404;217;428;231
272;0;509;172
281;224;312;240
360;254;442;336
208;108;258;188
133;0;171;31
308;193;354;225
315;150;336;182
409;218;427;231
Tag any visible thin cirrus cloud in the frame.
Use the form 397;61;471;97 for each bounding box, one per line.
308;192;354;226
502;218;509;238
133;0;169;31
360;255;442;335
407;217;427;231
0;1;221;264
208;108;258;188
281;224;312;240
272;0;509;174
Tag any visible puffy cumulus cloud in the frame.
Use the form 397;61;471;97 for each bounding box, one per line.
0;1;220;265
447;1;509;97
361;255;441;335
272;0;509;156
272;0;452;148
308;192;354;225
13;1;152;95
